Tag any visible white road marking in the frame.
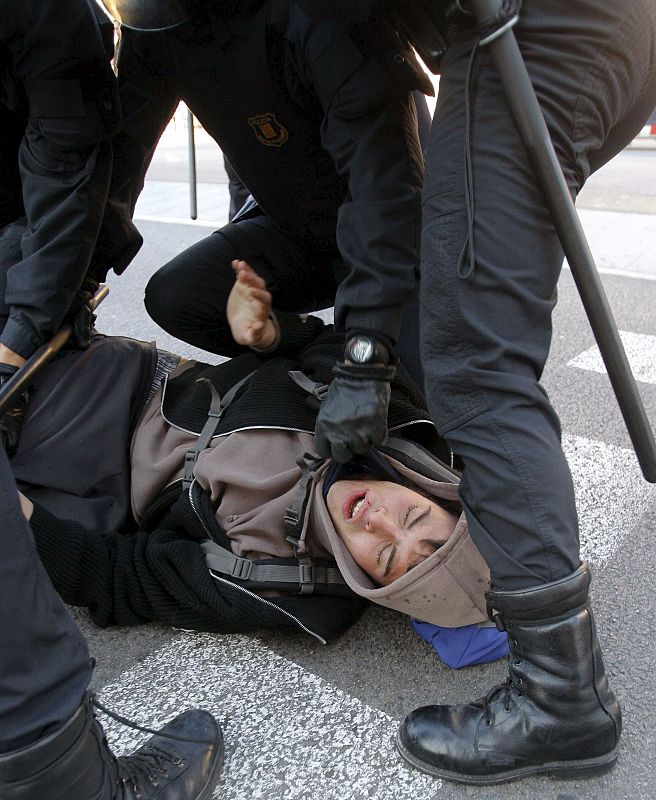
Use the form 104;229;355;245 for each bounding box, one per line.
99;635;442;800
563;433;656;565
567;331;656;384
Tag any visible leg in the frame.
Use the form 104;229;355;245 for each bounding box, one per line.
145;215;338;356
0;449;223;798
0;446;91;753
421;0;656;591
399;0;656;783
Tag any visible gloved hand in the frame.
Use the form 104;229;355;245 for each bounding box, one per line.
66;277;100;350
315;361;396;463
0;363;29;457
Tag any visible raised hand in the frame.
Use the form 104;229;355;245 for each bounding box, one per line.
226;259;278;350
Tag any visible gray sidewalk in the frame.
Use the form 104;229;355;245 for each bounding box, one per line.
135;179;230;227
134;178;656;281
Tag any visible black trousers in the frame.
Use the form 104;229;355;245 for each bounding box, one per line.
0;447;91;753
145;214;425;386
421;0;656;590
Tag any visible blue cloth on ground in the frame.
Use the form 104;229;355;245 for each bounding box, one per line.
412;619;509;669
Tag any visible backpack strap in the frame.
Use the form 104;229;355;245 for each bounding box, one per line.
182;371;255;489
378;436;460;482
201;540;346;592
200;448;347;595
288;370;328;402
282;451;325;595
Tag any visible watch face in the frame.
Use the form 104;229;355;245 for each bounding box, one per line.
349;337;374;363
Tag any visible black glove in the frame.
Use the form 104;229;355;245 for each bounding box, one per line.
315;361;396;463
0;364;29;457
66;277;100;350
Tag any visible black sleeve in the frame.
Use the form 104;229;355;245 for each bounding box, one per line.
29;501;298;634
0;0;119;357
252;311;326;361
298;325;429;414
288;10;428;346
89;27;181;280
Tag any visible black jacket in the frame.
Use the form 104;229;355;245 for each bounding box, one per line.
0;0;121;357
91;0;431;345
27;323;449;642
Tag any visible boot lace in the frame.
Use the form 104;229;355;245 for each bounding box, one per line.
117;743;185;798
90;694;216;798
478;625;524;725
92;695;216;745
481;672;524;725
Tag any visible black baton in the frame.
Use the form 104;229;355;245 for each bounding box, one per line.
0;285;110;418
467;0;656;483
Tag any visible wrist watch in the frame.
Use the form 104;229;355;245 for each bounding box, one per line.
344;335;390;365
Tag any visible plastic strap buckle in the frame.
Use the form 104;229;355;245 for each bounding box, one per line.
230;557;253;581
182;450;198;490
299;564;315;585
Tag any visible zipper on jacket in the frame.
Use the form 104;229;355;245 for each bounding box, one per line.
188;479;214;539
188;479;327;644
209;572;327;645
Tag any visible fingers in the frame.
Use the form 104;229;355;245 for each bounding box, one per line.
248;287;272;306
315;431;360;464
232;259;267;290
231;259;272;312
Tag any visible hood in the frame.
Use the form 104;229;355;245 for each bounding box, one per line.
310;455;490;627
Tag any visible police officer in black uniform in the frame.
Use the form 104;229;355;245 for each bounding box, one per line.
95;0;430;447
0;0;125;453
389;0;656;787
0;3;224;797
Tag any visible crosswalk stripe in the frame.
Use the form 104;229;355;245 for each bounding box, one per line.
99;635;442;800
563;433;655;565
567;331;656;384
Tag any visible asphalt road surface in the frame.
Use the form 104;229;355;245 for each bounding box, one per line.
71;131;656;800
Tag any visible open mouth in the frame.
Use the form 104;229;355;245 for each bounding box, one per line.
343;490;367;522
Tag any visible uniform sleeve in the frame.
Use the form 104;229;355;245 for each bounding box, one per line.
289;10;427;346
0;0;119;357
89;27;181;280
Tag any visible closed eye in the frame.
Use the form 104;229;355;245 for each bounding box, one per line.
383;544;397;578
376;542;392;566
405;506;431;529
402;504;418;525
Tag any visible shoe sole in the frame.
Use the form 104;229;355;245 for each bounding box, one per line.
395;730;620;786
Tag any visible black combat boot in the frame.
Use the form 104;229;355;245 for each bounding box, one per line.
0;692;224;799
397;563;621;785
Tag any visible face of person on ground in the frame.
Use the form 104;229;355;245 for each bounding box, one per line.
326;479;458;585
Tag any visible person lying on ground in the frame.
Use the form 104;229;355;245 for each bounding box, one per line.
12;261;506;661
